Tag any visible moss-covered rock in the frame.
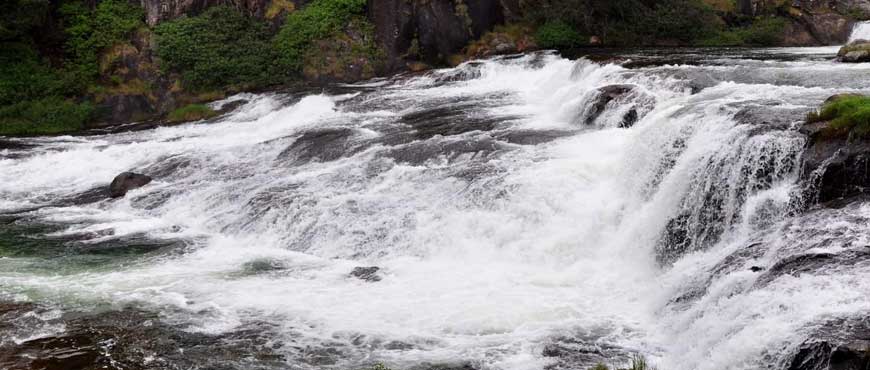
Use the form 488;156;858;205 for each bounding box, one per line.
838;42;870;63
301;17;384;82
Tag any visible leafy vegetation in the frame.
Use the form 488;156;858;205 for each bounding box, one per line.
536;20;585;49
274;0;367;72
155;6;279;92
0;0;142;136
807;95;870;137
167;104;218;123
701;17;787;46
0;97;92;136
59;0;144;91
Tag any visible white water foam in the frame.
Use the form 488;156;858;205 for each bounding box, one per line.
849;21;870;43
2;51;870;370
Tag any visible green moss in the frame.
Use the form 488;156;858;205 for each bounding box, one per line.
274;0;367;72
155;6;278;92
167;104;218;123
0;97;93;136
536;20;585;49
807;95;870;137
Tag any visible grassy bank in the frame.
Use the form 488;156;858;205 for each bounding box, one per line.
807;95;870;137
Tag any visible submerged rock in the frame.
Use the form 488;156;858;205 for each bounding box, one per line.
582;84;652;128
350;266;382;282
109;172;153;198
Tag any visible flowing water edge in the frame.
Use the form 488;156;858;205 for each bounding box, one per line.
2;47;870;370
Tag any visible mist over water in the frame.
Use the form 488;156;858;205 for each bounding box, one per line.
2;49;870;370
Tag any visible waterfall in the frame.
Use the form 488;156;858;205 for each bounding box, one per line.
2;49;870;370
848;21;870;43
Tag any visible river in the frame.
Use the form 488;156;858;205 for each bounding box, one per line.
1;45;869;370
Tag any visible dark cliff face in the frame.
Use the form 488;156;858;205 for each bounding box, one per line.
367;0;515;71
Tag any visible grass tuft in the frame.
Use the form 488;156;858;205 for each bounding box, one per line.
807;95;870;137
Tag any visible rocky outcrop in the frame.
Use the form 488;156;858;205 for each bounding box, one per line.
839;41;870;62
109;172;153;197
787;317;870;370
801;96;870;203
582;84;654;128
367;0;517;70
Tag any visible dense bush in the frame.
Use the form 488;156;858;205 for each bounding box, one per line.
155;6;278;91
645;0;718;43
0;97;92;136
536;20;585;49
0;43;68;106
59;0;144;90
807;95;870;137
701;17;786;46
0;0;141;136
274;0;367;72
526;0;719;46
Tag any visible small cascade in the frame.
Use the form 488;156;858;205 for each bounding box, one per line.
848;21;870;43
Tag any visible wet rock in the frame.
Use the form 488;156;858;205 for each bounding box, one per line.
540;335;627;370
350;266;381;282
583;84;650;128
838;42;870;63
382;137;506;165
786;316;870;370
109;172;153;198
800;96;870;204
0;303;285;370
277;128;367;165
495;130;573;145
408;363;477;370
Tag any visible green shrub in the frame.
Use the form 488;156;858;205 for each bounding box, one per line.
536;20;585;49
644;0;718;43
807;95;870;137
59;0;144;91
155;6;278;91
274;0;367;72
167;104;218;123
701;17;786;46
0;0;51;40
0;97;92;136
0;42;69;106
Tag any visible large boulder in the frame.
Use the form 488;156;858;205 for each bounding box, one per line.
109;172;153;198
838;41;870;63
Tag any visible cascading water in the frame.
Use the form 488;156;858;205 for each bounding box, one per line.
2;48;870;370
849;21;870;43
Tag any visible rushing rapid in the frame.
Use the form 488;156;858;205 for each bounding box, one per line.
2;47;870;370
